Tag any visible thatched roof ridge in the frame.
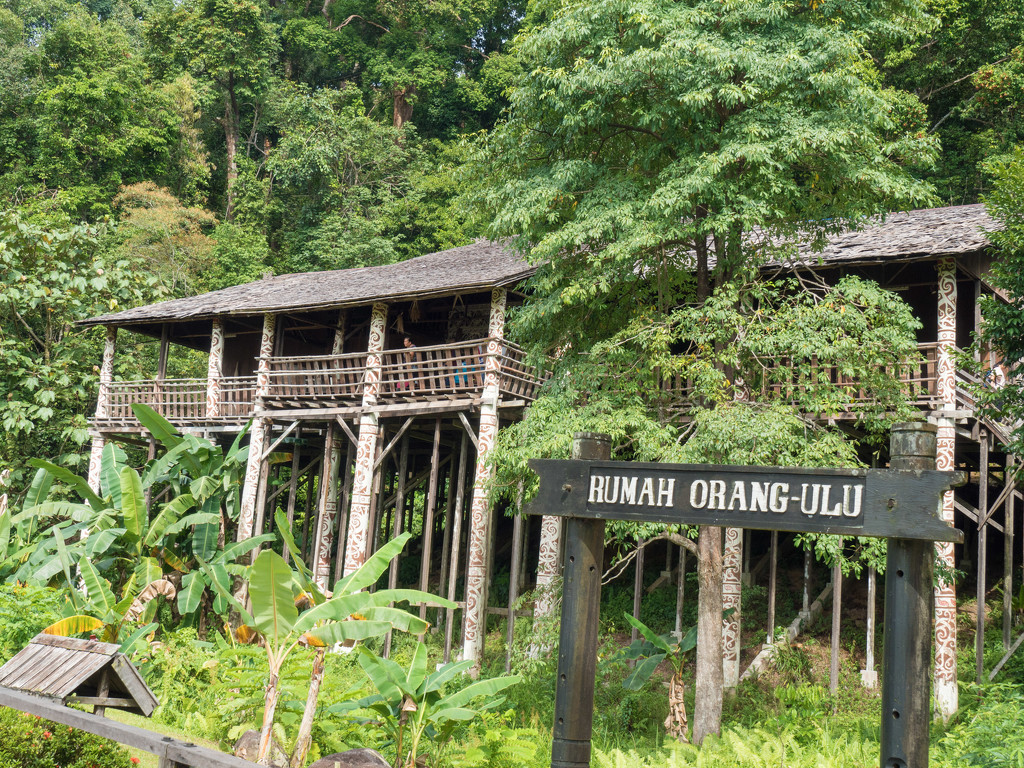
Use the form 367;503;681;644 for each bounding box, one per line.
82;240;534;327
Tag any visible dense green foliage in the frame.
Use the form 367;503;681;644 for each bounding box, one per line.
975;149;1024;452
0;708;131;768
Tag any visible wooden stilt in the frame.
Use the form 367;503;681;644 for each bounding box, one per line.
438;461;456;630
282;442;301;566
1004;456;1015;651
977;431;989;684
674;548;686;638
767;531;778;645
333;440;355;585
830;558;842;699
366;425;387;565
630;539;645;657
506;483;526;673
383;437;410;659
801;547;812;619
444;432;470;663
301;460;314;566
252;423;274;540
420;418;442;621
862;568;878;688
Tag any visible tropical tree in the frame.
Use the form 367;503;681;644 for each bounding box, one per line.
205;531;454;765
153;0;279;222
464;0;936;735
977;149;1024;453
0;212;159;479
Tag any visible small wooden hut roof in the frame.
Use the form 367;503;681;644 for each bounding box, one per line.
82;240;534;328
0;634;158;716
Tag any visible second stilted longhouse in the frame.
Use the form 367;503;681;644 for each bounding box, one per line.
80;241;544;668
80;204;1020;711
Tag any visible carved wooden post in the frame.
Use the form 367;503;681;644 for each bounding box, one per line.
205;318;225;419
532;515;563;644
463;288;506;671
87;326;117;493
310;316;347;587
934;257;958;721
881;422;937;768
343;302;387;575
313;425;343;589
238;313;276;542
722;526;743;690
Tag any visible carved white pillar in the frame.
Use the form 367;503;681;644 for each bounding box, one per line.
533;516;562;615
86;434;105;494
722;526;743;689
87;326;117;494
463;288;507;671
96;326;117;421
238;313;276;541
343;302;387;575
206;318;225;419
934;257;958;721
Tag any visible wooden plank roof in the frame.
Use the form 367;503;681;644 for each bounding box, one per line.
82;240;534;328
0;634;158;716
783;203;994;267
82;204;995;329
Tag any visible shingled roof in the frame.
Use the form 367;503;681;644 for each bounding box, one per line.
82;240;534;327
787;203;994;266
82;204;995;328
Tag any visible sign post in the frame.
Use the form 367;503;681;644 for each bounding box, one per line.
527;423;962;768
881;422;939;768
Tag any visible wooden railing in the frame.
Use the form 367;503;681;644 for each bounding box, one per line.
102;377;257;424
97;342;983;427
664;342;944;410
96;340;547;426
264;338;546;406
105;379;208;423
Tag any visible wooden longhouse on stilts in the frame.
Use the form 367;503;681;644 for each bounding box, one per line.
81;204;1020;712
80;242;545;670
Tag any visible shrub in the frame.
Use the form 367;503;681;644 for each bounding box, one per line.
935;683;1024;767
0;584;65;662
0;708;131;768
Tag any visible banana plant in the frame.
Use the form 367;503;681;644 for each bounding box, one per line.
16;405;263;622
205;531;455;766
618;613;700;742
331;642;521;768
44;542;175;656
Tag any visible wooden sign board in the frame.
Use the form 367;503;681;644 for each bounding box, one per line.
528;428;964;768
528;460;964;543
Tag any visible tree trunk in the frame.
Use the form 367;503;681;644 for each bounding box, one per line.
393;85;415;129
665;670;689;742
257;668;280;765
223;83;239;223
692;525;723;745
291;648;326;767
